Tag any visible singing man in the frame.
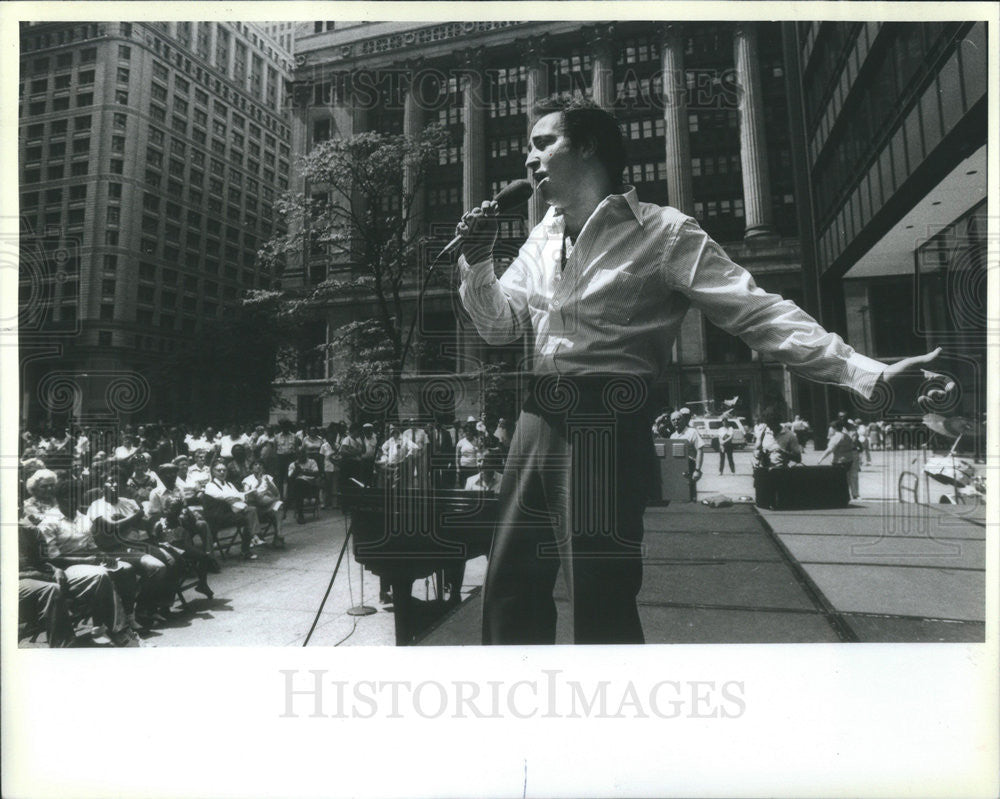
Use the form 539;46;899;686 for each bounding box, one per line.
455;96;939;645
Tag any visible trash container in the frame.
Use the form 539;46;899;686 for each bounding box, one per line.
652;437;693;504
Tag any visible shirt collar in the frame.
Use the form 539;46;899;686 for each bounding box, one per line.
542;185;644;232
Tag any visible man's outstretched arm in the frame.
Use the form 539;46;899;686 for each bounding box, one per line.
664;218;940;398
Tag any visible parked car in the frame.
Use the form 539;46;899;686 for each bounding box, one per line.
689;415;750;450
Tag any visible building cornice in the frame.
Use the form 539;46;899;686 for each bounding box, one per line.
293;19;625;74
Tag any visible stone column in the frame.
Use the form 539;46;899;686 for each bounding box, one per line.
460;48;489;212
586;24;617;109
402;61;426;242
660;24;695;215
521;35;551;229
282;82;312;287
733;23;777;242
459;49;489;373
208;22;218;68
349;89;369;274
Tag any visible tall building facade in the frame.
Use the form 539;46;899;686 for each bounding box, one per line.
274;20;810;425
785;21;988;438
18;21;293;425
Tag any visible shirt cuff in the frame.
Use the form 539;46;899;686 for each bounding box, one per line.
458;253;497;289
839;352;889;399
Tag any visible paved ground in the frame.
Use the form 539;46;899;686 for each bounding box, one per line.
44;447;984;648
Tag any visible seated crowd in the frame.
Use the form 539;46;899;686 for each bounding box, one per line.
18;416;512;646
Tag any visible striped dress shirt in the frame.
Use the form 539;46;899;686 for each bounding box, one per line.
459;187;886;399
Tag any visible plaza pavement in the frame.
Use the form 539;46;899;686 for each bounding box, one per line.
132;446;986;647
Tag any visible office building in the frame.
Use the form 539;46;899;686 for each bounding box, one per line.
18;21;293;425
785;21;988;436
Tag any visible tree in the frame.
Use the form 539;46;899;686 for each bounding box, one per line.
250;124;451;421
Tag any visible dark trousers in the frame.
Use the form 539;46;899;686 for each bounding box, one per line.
276;453;296;498
719;443;735;473
482;376;656;645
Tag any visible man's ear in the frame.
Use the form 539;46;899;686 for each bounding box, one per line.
577;136;598;161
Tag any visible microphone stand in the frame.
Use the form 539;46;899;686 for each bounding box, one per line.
302;479;373;646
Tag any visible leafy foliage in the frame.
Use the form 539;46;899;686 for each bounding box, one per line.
252;124;451;419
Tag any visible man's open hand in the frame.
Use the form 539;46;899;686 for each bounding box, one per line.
881;346;943;384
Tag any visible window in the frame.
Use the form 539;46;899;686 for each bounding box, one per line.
113;112;127;130
51;120;68;135
152;83;167;102
49;142;66;158
107;207;120;225
150;103;166;122
76;93;93;107
194;108;208;127
119;45;131;60
117;67;130;83
56;53;72;68
47;165;65;180
102;278;117;296
30;79;49;95
78;70;95;85
69;185;87;201
109;159;124;174
115;90;129;105
72;138;89;155
175;76;189;94
46;188;63;203
54;74;71;90
108;183;122;199
146;169;162;188
688;113;699;133
106;230;119;245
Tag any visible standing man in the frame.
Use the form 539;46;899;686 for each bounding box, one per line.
718;419;736;475
455;96;940;645
791;414;811;450
669;409;704;500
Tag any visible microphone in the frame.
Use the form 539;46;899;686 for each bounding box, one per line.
440;179;534;257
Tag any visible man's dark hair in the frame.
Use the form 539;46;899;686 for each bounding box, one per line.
533;94;626;184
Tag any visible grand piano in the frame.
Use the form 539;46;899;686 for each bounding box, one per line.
341;486;498;645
